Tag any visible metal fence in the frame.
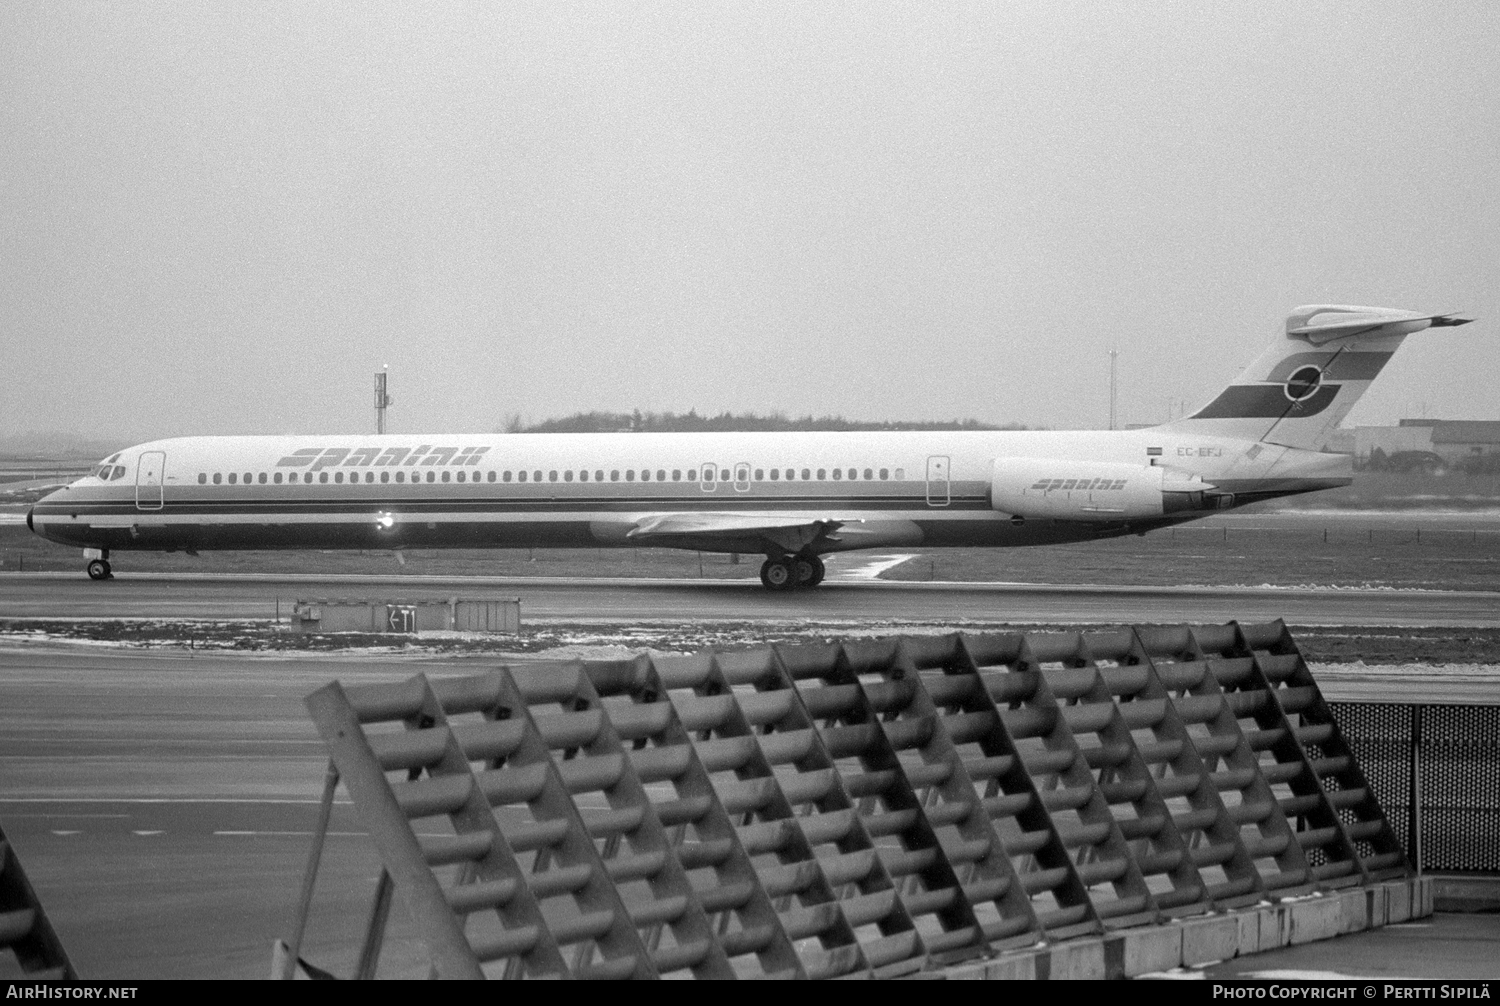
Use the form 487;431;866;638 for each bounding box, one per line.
1331;703;1500;874
285;620;1409;979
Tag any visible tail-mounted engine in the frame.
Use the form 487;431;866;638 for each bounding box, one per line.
990;457;1226;522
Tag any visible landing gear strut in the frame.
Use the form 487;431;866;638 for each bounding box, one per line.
759;553;825;591
86;559;112;580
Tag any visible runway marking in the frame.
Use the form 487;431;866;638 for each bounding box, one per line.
0;797;354;805
829;553;921;580
4;812;130;819
50;830;80;836
215;830;367;838
132;830;164;836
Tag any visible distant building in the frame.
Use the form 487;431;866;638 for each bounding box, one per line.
1350;419;1500;471
1324;429;1356;455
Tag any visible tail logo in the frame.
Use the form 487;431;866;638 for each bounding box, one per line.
1284;365;1323;402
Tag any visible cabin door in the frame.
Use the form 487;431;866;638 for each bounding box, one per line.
135;451;166;511
925;455;950;507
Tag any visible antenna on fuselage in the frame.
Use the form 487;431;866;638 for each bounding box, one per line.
375;366;393;434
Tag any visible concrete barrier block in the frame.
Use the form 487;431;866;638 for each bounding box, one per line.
1111;925;1182;977
943;962;988;980
1386;879;1412;923
1235;908;1261;956
984;950;1038;980
1340;889;1370;933
1181;915;1239;966
1045;939;1105;980
1416;876;1434;918
1367;885;1387;928
1289;895;1342;945
1258;904;1292;952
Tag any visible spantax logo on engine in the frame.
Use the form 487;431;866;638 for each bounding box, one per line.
1030;477;1130;492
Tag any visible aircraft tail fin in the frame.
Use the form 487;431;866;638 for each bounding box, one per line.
1158;305;1471;450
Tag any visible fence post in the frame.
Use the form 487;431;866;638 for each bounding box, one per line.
1407;704;1423;875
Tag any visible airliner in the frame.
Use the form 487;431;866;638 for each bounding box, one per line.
28;305;1470;590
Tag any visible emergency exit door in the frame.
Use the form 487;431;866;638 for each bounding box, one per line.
925;455;950;507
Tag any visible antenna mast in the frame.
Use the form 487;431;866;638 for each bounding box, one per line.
375;367;393;434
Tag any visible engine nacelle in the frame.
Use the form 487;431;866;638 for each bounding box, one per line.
991;458;1217;522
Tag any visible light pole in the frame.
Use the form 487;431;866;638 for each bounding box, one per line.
375;367;393;434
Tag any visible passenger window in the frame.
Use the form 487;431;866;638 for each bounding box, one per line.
213;473;222;485
334;472;343;484
801;468;810;480
817;469;826;480
273;473;282;484
320;472;329;484
672;470;681;481
639;470;648;481
380;472;389;483
533;471;542;482
442;471;451;482
366;472;374;483
563;470;572;482
832;468;841;480
487;471;496;482
754;469;763;480
395;471;405;483
894;468;905;480
456;471;465;483
685;469;695;481
595;470;604;481
769;469;779;480
518;471;527;482
197;473;206;484
228;473;237;484
625;470;635;481
657;470;665;481
426;471;435;483
879;468;888;480
579;470;588;482
611;470;620;481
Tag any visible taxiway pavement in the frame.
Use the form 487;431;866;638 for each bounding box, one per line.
2;571;1499;627
0;642;1493;979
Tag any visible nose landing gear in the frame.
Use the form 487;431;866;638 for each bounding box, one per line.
85;550;112;580
759;553;825;591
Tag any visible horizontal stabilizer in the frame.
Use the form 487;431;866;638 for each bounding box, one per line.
1287;306;1472;344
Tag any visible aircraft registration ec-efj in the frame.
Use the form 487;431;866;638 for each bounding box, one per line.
29;304;1472;590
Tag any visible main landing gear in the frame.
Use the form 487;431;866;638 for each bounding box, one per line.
85;550;112;580
759;553;825;591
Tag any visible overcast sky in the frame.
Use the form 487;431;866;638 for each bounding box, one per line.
3;2;1496;445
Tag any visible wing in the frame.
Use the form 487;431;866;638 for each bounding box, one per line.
625;512;844;554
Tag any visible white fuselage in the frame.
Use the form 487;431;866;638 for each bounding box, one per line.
29;427;1349;557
